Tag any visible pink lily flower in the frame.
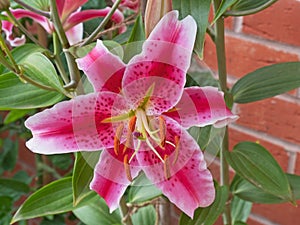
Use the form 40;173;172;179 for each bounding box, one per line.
24;11;238;218
112;0;140;11
2;0;125;46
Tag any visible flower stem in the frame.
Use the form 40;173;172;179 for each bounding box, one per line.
80;0;122;47
119;196;133;225
49;0;81;91
213;0;232;224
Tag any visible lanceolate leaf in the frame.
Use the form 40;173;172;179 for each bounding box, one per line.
0;72;64;110
225;0;277;16
127;14;145;43
231;174;300;204
132;205;156;225
173;0;212;58
230;196;252;224
73;151;100;205
225;142;293;202
231;62;300;103
11;177;96;223
179;186;228;225
213;0;239;24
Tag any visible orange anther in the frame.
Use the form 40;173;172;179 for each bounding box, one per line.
128;116;137;132
114;123;124;156
159;116;166;148
123;154;132;182
164;154;171;180
173;136;180;165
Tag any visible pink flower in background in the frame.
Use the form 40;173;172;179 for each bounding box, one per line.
2;0;125;46
24;11;238;218
113;0;139;11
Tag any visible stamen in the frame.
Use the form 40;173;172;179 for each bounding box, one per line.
159;116;166;148
164;155;171;180
114;123;124;156
123;154;132;182
129;139;141;163
128;116;137;132
123;116;137;153
146;138;164;162
173;136;180;165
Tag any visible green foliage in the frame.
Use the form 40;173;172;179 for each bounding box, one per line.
230;196;252;224
128;172;162;204
0;72;64;110
0;138;18;172
72;151;100;205
179;186;228;225
3;109;34;124
225;142;293;202
213;0;239;23
21;0;49;10
132;205;156;225
127;14;145;43
173;0;212;58
231;174;300;204
226;0;277;16
231;62;300;103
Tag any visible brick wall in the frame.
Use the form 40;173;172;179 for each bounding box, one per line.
204;1;300;224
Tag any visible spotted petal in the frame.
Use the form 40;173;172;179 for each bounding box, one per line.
25;92;130;154
122;10;197;115
76;40;126;93
136;117;215;218
90;148;141;212
164;87;239;129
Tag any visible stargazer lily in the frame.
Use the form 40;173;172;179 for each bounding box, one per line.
24;11;238;218
2;0;125;46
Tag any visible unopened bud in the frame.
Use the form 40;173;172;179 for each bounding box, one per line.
144;0;172;37
0;0;10;11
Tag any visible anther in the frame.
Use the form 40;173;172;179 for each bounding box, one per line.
128;116;137;132
173;136;180;165
123;116;136;153
164;155;171;180
114;123;124;156
159;116;166;148
123;154;132;182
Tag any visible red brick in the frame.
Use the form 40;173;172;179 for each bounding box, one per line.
252;201;300;225
203;35;299;78
235;97;300;144
242;0;300;46
228;128;289;172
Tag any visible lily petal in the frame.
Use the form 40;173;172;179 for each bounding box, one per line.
65;23;83;45
90;148;141;212
76;40;126;93
59;0;88;21
164;87;239;129
122;11;197;115
2;9;50;46
65;8;125;33
136;117;215;217
25;92;130;154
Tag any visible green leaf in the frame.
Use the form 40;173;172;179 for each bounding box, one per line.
48;154;73;170
231;196;252;224
0;196;13;225
0;139;18;171
0;72;64;110
179;185;228;225
173;0;212;58
12;177;77;223
225;142;293;202
128;172;161;204
234;222;248;225
127;14;145;43
231;62;300;103
21;52;66;93
226;0;277;16
213;0;239;23
0;178;30;200
231;174;300;204
73;151;100;205
4;109;34;124
0;44;44;74
21;0;49;10
73;196;122;225
132;205;156;225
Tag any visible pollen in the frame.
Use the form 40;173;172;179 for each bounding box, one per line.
159;116;166;148
164;154;171;180
173;136;180;165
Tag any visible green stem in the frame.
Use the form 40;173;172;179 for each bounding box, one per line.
119;196;133;225
0;33;20;72
5;10;43;47
213;0;231;224
49;0;81;90
0;51;15;72
80;0;122;47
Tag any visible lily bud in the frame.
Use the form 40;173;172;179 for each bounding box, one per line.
0;0;10;11
144;0;172;37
